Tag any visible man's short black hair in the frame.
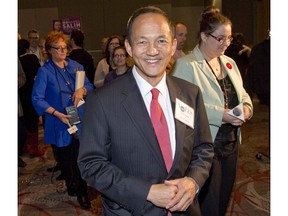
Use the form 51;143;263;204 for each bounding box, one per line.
70;30;84;47
126;6;174;44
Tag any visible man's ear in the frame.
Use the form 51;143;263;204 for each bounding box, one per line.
171;38;177;57
125;39;133;57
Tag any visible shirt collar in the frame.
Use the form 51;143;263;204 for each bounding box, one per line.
132;66;168;99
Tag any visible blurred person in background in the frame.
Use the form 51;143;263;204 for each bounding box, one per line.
69;29;95;84
18;60;27;167
19;38;44;157
166;22;188;74
27;29;43;64
225;32;251;90
247;34;270;106
93;35;123;88
173;22;188;60
104;46;130;84
38;37;48;66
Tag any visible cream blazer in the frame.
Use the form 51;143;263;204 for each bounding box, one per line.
172;45;253;141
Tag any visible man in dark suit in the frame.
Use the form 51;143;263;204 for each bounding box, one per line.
78;6;214;216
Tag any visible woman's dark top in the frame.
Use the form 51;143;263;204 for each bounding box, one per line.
104;69;129;84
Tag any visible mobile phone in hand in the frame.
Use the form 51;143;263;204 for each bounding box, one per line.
65;105;81;125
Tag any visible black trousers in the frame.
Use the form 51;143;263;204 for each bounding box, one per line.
18;116;27;156
199;127;239;216
51;144;59;163
53;138;88;195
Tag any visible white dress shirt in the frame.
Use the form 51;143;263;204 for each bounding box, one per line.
132;66;176;158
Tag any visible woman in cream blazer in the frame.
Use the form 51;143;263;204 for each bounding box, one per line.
173;45;252;141
172;6;253;216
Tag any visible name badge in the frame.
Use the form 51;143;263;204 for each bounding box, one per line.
175;98;194;128
67;125;78;134
77;98;85;107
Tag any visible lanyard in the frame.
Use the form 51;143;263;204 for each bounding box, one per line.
54;63;75;92
205;58;229;108
53;63;75;108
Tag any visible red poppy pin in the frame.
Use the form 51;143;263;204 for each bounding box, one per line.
226;63;232;69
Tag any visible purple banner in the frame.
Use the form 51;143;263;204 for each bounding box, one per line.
53;18;81;35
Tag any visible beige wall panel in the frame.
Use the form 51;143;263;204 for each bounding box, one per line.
18;8;58;39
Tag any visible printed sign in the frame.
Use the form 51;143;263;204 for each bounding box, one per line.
53;18;81;35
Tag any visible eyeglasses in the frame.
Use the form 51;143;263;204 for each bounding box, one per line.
50;46;68;52
208;33;233;45
113;54;126;58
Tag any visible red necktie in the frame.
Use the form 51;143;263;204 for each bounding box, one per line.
150;88;173;172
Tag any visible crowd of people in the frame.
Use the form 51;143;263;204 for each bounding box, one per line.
18;4;270;215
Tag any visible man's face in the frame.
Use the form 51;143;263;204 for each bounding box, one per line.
175;23;187;50
125;13;176;86
28;32;39;48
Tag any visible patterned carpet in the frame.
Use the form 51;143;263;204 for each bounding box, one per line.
18;98;270;216
225;98;270;215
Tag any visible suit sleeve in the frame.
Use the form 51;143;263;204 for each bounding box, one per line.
185;86;214;189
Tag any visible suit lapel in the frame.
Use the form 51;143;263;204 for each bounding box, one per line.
194;45;224;96
121;73;167;170
194;46;218;84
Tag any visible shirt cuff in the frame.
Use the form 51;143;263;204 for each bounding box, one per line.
187;177;200;194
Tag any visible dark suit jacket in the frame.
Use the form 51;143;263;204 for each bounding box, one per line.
78;71;214;216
